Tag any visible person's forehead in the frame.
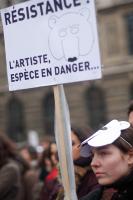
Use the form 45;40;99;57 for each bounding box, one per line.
92;144;113;152
51;143;56;147
71;131;80;141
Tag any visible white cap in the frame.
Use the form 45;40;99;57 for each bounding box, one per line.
81;120;130;148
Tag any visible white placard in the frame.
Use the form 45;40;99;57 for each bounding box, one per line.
1;0;102;91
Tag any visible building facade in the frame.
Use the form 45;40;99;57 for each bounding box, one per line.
0;0;133;142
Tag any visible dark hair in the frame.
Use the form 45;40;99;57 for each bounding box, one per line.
28;145;38;160
71;126;93;166
128;101;133;116
39;148;51;166
113;126;133;153
71;126;93;143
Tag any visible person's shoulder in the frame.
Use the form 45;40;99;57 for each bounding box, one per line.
0;159;20;176
4;159;20;170
80;187;102;200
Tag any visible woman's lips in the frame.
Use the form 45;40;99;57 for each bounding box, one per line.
95;172;105;177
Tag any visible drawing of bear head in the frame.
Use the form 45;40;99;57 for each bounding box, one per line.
48;8;94;62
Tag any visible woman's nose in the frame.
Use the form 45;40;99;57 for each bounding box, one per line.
91;154;100;168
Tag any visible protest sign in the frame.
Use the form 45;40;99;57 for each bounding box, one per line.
1;0;101;91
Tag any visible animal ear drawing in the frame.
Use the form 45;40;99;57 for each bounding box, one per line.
79;8;90;20
48;16;58;29
48;9;94;62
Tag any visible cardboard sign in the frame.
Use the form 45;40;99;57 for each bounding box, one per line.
1;0;102;91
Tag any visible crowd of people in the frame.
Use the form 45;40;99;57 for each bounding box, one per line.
0;102;133;200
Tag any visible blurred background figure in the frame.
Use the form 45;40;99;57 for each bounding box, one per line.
0;131;30;200
39;148;52;183
49;141;58;167
19;146;31;165
39;141;62;200
20;142;49;200
71;126;99;199
27;145;39;169
20;145;41;200
128;101;133;126
53;126;99;199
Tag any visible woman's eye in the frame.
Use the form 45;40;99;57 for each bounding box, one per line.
72;141;76;146
101;153;106;156
100;151;108;156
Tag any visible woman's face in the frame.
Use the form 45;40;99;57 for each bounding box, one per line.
91;144;132;185
50;143;57;154
71;131;81;161
44;158;52;172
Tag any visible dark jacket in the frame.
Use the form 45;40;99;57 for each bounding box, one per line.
80;171;133;200
76;167;99;198
80;187;114;200
80;188;102;200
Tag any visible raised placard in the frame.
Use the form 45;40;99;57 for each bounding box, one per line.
1;0;102;91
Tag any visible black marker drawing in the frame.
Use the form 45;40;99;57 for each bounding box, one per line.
48;8;94;62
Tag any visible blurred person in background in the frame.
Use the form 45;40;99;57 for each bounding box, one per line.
20;145;43;200
0;131;30;200
27;145;39;169
49;141;58;167
71;126;99;199
49;141;57;155
39;141;62;200
39;148;52;182
55;126;100;199
19;145;31;164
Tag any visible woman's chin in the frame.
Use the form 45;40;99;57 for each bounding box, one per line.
98;178;113;186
